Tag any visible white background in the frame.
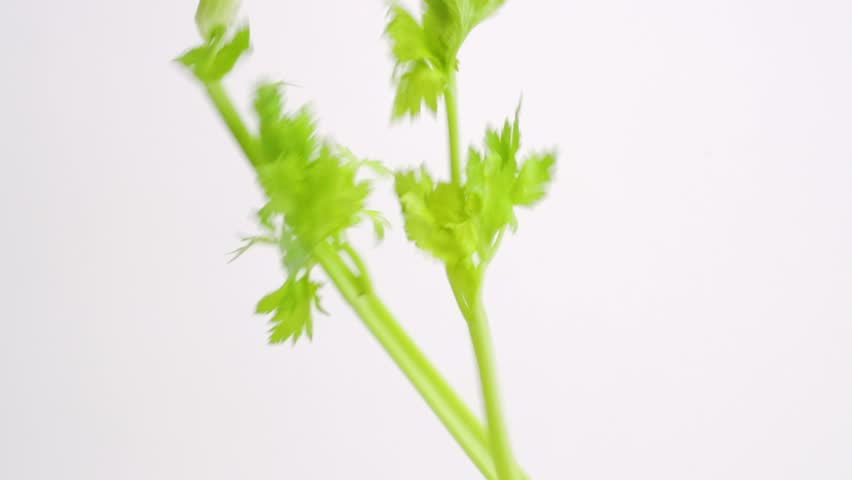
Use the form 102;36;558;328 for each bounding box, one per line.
1;0;851;478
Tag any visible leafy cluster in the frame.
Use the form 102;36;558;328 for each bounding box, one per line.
178;25;386;345
394;108;554;304
241;83;388;344
254;276;324;344
254;85;374;247
386;0;506;118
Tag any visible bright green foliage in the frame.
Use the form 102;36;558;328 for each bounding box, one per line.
234;82;382;344
256;276;324;344
253;83;372;248
513;152;555;206
179;1;553;476
385;0;506;118
254;83;318;164
395;108;555;281
177;22;385;345
393;61;447;118
257;148;370;247
177;26;250;82
195;0;242;40
396;167;478;265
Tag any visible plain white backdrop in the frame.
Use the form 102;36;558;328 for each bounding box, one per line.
1;0;851;478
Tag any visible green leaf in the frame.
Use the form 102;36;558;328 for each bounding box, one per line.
465;147;485;191
393;61;447;119
429;182;469;225
256;159;304;215
395;169;477;264
254;82;317;163
207;26;251;81
176;25;250;82
261;276;323;345
175;45;212;69
386;6;431;64
385;1;507;119
475;147;517;244
256;285;285;314
483;108;520;170
513;152;555;206
420;0;465;70
295;149;371;246
249;81;382;268
395;165;434;196
390;0;506;70
397;107;555;274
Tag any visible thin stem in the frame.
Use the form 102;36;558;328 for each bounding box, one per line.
203;81;262;166
465;296;518;480
313;242;497;479
444;70;462;185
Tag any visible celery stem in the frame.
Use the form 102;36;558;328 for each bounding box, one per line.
203;81;262;166
444;71;463;185
465;296;519;480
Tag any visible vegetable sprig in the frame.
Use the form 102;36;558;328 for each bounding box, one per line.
249;83;390;343
176;1;554;478
385;2;556;479
386;0;506;118
395;107;555;312
179;23;387;344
